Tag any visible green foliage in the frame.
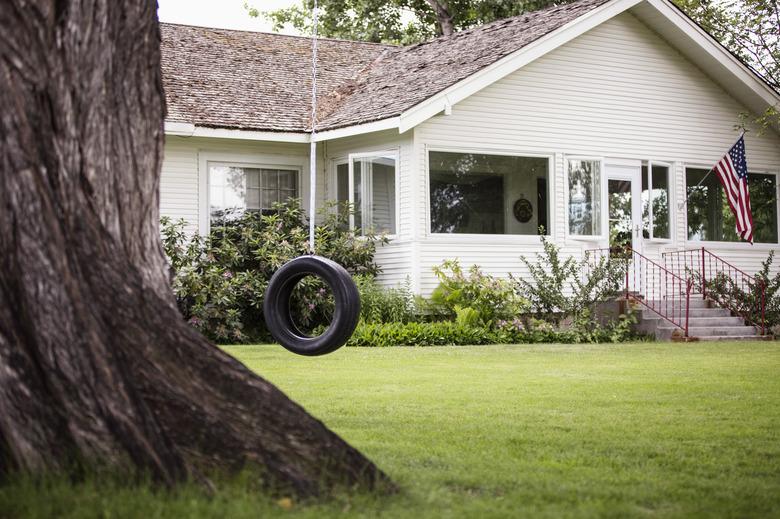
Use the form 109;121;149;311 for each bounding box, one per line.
356;275;418;324
429;260;529;326
348;311;640;347
162;199;383;343
700;250;780;331
253;0;580;44
514;235;625;326
347;321;494;346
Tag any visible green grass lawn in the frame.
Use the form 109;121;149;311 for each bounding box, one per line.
3;342;780;518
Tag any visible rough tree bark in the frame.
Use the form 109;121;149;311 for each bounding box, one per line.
425;0;455;36
0;0;391;497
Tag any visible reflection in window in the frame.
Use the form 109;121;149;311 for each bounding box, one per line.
686;168;777;243
428;151;549;235
336;154;396;234
568;159;601;236
641;163;670;239
209;165;297;222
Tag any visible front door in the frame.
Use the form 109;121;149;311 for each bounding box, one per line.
606;163;642;255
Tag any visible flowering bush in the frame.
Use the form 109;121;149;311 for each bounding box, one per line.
514;235;625;326
162;199;384;343
428;260;530;327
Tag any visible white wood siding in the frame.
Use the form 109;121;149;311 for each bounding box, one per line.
325;130;415;288
414;11;780;294
160;136;311;234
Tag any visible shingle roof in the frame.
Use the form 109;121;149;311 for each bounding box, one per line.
316;0;611;130
160;24;391;132
160;0;610;133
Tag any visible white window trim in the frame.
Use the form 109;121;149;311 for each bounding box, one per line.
198;151;306;235
682;164;780;247
642;160;675;244
564;155;606;242
346;149;400;238
329;157;348;216
424;146;555;242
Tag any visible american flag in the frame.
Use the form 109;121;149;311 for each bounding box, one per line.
713;135;753;243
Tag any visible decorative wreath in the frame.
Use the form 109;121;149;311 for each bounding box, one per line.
513;198;533;223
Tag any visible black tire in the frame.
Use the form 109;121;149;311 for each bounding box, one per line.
263;255;360;356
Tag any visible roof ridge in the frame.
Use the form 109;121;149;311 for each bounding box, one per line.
400;0;604;50
158;21;397;48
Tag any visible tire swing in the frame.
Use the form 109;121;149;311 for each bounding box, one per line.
264;256;360;356
263;0;360;356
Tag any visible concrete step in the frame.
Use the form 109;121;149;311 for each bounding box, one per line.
641;298;711;309
696;335;773;342
684;317;745;327
639;307;732;320
659;325;758;337
652;325;759;341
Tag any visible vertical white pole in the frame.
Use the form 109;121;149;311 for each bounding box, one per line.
309;140;316;250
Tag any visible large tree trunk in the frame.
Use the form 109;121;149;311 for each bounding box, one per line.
0;0;390;497
425;0;455;36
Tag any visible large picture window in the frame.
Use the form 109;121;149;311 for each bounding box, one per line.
686;168;778;243
567;159;602;237
428;151;549;235
641;162;671;240
335;153;397;234
209;164;297;222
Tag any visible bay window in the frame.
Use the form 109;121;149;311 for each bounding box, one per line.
335;152;397;235
641;162;671;240
209;164;297;223
428;151;549;235
567;159;602;237
686;167;778;243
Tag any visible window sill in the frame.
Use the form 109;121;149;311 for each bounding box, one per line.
683;240;780;251
426;233;550;244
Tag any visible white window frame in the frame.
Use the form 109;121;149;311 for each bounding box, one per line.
330;157;349;214
198;152;305;235
564;155;606;242
425;146;555;242
345;149;400;237
642;160;674;243
683;164;780;248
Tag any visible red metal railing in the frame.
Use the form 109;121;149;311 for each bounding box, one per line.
662;247;766;335
585;246;693;337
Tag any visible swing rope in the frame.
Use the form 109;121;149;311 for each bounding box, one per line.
308;0;319;251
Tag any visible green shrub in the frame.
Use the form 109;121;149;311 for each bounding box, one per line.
347;314;641;347
347;321;495;347
514;235;625;326
428;260;529;326
162;199;384;343
355;275;418;324
701;250;780;331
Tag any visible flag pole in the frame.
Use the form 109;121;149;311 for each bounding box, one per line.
677;131;745;210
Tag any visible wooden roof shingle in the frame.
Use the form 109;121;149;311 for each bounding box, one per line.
160;0;610;133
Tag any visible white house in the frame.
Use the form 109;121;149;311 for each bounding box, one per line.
158;0;780;297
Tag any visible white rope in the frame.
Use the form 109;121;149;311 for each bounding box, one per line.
308;0;319;251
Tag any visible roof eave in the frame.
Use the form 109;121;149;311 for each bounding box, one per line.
164;121;311;143
397;0;643;133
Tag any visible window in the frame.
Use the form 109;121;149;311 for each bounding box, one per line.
686;168;778;243
567;159;602;237
335;153;397;234
641;162;671;240
209;164;297;222
428;151;549;235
